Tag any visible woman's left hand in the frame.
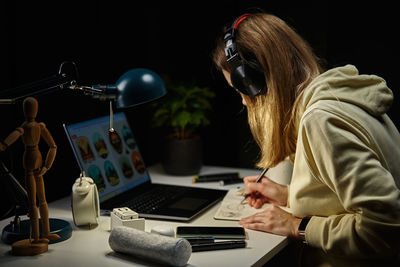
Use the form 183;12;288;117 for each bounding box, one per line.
238;205;301;237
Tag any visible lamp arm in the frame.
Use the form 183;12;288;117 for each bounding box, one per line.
0;99;14;105
0;81;116;104
68;83;104;94
0;62;166;108
0;74;74;105
68;83;117;100
0;61;78;105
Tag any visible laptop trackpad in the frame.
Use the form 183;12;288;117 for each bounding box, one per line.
168;197;209;210
142;196;216;221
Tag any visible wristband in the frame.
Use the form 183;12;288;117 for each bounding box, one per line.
298;216;311;243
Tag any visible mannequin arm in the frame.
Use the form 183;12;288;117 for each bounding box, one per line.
0;127;24;151
39;123;57;170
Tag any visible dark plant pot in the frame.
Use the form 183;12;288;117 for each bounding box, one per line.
162;137;203;176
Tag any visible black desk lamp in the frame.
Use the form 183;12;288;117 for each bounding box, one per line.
0;62;167;106
1;62;167;130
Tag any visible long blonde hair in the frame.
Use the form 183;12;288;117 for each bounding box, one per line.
213;13;322;168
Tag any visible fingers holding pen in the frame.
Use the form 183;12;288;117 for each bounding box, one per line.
243;175;261;184
247;195;266;209
242;181;268;208
243;176;288;207
244;177;274;199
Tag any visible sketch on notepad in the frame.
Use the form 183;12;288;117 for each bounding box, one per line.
214;188;290;221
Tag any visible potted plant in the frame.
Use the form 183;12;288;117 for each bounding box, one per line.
151;77;215;175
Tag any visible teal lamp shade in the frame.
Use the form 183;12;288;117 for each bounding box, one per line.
98;68;166;109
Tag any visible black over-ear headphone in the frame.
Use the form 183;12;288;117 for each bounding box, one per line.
224;14;267;96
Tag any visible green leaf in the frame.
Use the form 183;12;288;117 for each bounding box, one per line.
171;100;184;115
176;111;191;129
153;108;169;118
150;75;216;136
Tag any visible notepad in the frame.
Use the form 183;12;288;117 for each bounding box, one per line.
214;188;290;221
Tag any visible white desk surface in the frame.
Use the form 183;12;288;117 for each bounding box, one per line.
0;163;292;267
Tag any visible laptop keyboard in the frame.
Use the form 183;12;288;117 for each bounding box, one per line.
123;186;186;213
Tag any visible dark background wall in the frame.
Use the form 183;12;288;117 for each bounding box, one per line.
0;1;398;217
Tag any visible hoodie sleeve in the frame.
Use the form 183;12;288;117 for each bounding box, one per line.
298;107;400;258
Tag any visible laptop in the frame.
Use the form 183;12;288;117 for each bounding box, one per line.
63;112;227;221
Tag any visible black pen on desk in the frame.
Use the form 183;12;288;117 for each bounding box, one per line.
219;178;243;186
191;240;247;252
242;168;269;200
192;172;240;183
185;236;215;245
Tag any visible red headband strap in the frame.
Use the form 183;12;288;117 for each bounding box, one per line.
233;13;252;30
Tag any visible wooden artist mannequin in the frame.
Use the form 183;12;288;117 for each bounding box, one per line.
0;97;59;255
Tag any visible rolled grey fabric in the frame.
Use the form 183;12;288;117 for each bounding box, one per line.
109;226;192;266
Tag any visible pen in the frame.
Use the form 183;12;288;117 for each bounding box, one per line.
185;236;215;245
191;240;247;252
192;172;240;183
242;168;269;200
219;178;243;186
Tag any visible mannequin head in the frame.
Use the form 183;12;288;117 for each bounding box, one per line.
23;97;38;121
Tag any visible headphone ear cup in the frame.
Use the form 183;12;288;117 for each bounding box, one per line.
231;63;267;96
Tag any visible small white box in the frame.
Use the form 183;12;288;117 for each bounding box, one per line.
110;207;145;231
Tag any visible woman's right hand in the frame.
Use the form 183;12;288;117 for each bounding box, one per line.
243;175;288;208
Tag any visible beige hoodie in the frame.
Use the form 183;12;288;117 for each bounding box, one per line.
289;65;400;266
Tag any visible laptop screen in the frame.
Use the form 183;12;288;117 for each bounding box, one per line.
63;112;150;203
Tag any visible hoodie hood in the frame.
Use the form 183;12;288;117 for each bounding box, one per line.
302;65;393;117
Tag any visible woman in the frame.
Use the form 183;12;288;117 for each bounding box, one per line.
212;12;400;266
